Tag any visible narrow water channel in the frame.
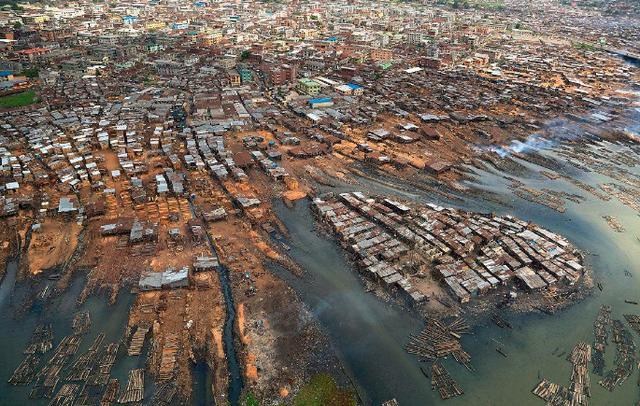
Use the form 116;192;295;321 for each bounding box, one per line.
219;264;243;404
191;360;215;406
272;199;437;405
189;197;243;404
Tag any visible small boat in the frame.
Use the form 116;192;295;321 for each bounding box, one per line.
496;347;508;358
597;282;604;291
625;300;639;305
534;306;554;315
491;314;512;329
420;366;431;379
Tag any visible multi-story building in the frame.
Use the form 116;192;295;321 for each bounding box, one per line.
297;78;321;95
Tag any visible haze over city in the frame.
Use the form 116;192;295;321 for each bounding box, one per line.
0;0;639;404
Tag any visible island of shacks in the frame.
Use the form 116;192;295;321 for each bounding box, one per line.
0;0;639;404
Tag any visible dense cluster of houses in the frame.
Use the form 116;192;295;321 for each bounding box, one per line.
314;192;584;304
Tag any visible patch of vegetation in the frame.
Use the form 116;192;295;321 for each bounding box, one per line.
293;374;356;406
574;42;596;51
0;0;24;11
243;392;260;406
240;50;252;60
20;67;39;78
0;89;37;108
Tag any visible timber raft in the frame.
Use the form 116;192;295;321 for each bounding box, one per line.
431;362;464;400
127;324;150;356
117;368;144;403
405;317;472;370
532;342;591;405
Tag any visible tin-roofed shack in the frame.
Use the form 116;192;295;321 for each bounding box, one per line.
139;266;190;291
194;256;220;272
426;160;452;176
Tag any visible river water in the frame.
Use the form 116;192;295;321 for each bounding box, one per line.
272;139;640;405
0;263;143;405
0;200;242;406
1;130;639;405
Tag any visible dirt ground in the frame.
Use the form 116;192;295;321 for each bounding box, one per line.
209;210;339;403
126;272;228;404
25;218;81;276
0;219;19;279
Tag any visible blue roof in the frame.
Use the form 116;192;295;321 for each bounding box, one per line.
308;97;332;104
347;83;362;89
0;71;12;77
326;37;338;42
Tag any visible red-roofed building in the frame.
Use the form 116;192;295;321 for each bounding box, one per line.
16;47;50;62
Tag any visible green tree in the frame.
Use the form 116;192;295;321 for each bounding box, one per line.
240;50;251;60
22;68;39;78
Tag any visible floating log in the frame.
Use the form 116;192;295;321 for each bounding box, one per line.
405;317;472;368
624;314;640;335
532;379;570;404
431;362;463;400
24;324;53;354
117;369;144;403
48;383;79;406
100;378;119;406
67;333;105;382
599;320;636;391
72;311;91;335
31;334;83;399
75;384;106;406
159;334;179;381
127;325;150;356
87;342;120;387
9;353;40;385
533;342;591;405
151;381;178;406
420;366;430;379
491;313;512;329
593;305;611;375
